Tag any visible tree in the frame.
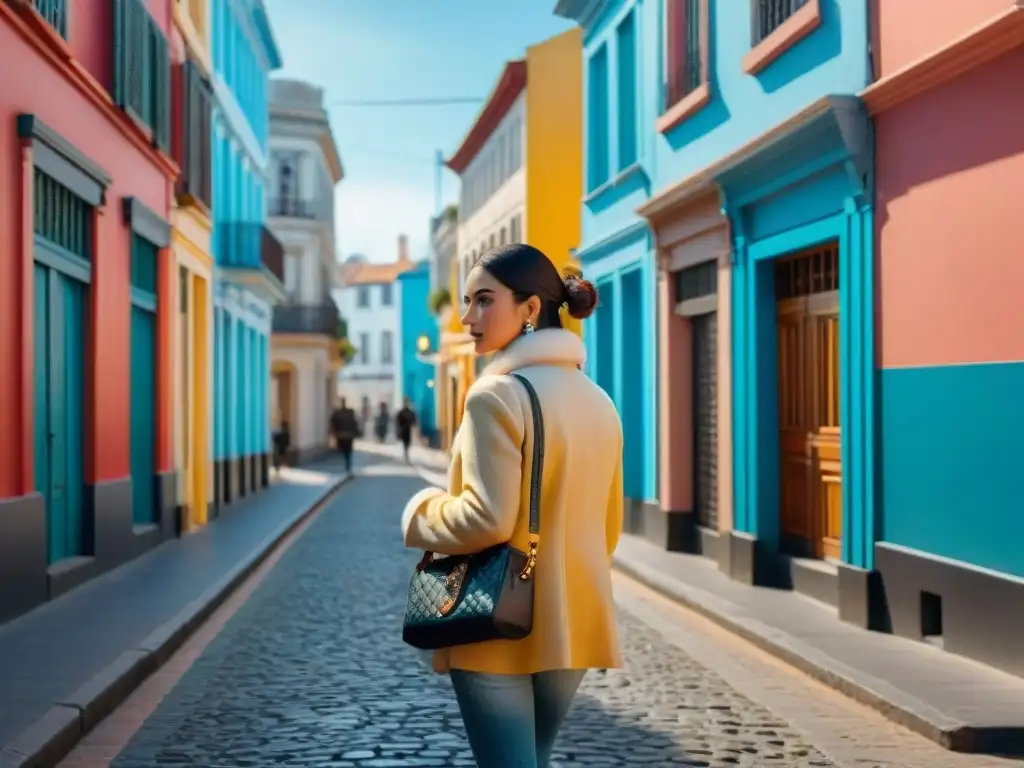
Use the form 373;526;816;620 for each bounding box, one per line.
427;287;451;316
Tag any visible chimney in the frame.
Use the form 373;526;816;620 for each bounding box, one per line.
398;234;409;263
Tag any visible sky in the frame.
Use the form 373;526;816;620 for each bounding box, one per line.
263;0;575;265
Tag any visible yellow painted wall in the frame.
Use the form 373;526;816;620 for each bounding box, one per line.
525;27;584;337
171;206;213;530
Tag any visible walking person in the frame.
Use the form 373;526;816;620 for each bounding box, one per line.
330;399;358;474
272;421;290;474
400;243;623;768
395;399;417;463
374;402;390;444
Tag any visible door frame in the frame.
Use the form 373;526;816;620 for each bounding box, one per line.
731;205;877;569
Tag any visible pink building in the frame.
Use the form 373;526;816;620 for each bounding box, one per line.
866;1;1024;676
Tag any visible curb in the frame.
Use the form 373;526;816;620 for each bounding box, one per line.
613;552;1024;756
0;474;353;768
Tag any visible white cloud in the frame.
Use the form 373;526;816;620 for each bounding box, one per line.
333;181;436;264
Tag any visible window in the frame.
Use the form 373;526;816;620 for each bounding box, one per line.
510;214;522;244
665;0;705;109
33;0;69;39
357;285;369;308
113;0;171;151
500;227;507;245
381;331;393;364
176;59;213;209
380;282;393;306
753;0;807;44
284;250;299;297
359;332;370;363
616;11;638;169
586;45;610;192
489;233;496;249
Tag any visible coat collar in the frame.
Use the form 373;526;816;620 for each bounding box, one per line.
482;328;586;376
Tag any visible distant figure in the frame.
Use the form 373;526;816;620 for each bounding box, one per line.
374;402;390;443
395;399;417;463
330;399;359;474
272;421;291;474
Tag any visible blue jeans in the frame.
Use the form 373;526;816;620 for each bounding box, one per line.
449;669;586;768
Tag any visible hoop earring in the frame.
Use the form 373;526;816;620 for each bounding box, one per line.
523;319;535;335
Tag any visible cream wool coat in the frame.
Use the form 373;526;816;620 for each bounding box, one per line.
401;328;624;675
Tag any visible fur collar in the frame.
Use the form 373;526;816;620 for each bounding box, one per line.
482;328;586;376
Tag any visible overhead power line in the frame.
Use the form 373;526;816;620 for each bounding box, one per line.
330;96;484;107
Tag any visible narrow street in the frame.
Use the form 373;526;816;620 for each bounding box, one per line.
59;456;1019;768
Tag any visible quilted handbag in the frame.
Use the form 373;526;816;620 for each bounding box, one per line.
402;373;544;651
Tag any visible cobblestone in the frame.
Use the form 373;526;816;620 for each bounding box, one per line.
110;461;837;767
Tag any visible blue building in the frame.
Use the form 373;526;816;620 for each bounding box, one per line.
210;0;284;506
555;0;659;535
624;0;875;626
396;261;438;445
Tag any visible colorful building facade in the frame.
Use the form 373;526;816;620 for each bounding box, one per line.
0;0;178;622
210;0;283;506
395;260;438;444
865;1;1024;675
170;0;215;533
441;27;584;446
554;0;658;532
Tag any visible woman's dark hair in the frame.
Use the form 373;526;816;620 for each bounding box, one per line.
477;243;598;328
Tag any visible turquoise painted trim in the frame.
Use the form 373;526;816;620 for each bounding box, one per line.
34;237;91;283
575;218;648;264
880;361;1024;578
730;206;876;568
730;149;850;211
130;287;157;312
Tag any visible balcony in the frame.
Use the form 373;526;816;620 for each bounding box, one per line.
217;221;287;304
268;196;322;220
26;0;67;37
175;60;213;210
272;303;341;338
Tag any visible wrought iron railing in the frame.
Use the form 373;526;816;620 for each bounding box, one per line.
268;197;318;219
664;0;703;108
218;222;286;284
752;0;807;44
272;303;341;337
27;0;67;37
176;60;213;209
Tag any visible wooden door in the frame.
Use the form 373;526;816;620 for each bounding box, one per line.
34;263;85;563
179;267;192;523
131;304;158;524
775;245;842;560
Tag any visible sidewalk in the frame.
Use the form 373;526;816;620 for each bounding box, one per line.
0;460;350;768
614;533;1024;755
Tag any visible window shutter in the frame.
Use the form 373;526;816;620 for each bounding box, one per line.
665;0;683;106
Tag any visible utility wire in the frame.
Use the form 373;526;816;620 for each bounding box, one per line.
330;96;484;107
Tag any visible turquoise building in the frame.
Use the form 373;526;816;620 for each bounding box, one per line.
554;0;659;532
211;0;284;506
396;262;438;444
627;0;876;627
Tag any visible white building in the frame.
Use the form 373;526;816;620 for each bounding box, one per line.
334;235;414;428
452;65;526;291
266;78;344;462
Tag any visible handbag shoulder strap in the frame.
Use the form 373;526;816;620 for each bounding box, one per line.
509;373;544;536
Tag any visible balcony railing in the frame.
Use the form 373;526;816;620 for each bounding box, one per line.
176;60;213;210
272;303;341;337
27;0;67;37
268;197;319;219
218;222;285;284
752;0;807;44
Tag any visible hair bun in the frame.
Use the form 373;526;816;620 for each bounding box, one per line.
563;274;598;320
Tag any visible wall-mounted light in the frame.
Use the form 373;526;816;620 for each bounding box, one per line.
426;379;435;389
417;335;431;353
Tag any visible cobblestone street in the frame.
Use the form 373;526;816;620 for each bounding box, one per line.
62;458;1013;768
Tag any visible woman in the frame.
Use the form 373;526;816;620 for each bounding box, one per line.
401;243;624;767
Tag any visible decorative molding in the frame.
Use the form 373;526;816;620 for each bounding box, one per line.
574;218;649;263
860;5;1024;115
123;197;172;248
742;0;821;76
16;113;111;206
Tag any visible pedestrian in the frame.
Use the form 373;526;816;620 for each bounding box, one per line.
330;399;358;474
400;243;621;768
373;401;390;443
395;399;417;463
272;421;290;474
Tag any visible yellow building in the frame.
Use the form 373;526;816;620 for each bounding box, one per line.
438;28;583;447
171;0;214;530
